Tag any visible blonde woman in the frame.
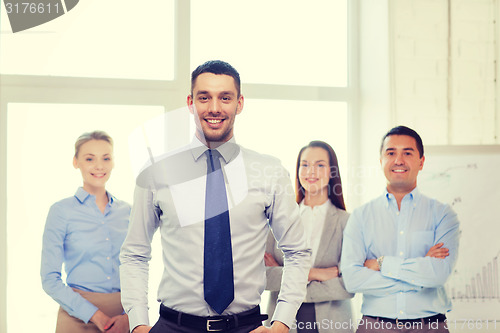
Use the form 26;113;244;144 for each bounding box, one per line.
265;141;354;333
41;131;130;333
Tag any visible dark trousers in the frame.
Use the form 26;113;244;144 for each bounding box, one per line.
150;305;265;333
149;316;261;333
296;303;319;333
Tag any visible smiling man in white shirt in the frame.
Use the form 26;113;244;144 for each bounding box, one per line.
120;60;311;333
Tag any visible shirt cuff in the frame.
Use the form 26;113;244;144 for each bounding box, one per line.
127;306;150;332
79;303;99;324
271;301;297;329
380;255;403;280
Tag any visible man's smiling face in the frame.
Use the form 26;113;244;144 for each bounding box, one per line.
380;134;425;194
187;73;243;147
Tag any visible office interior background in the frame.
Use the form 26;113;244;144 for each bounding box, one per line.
1;0;499;332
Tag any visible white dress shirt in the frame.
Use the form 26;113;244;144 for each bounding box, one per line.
299;200;328;266
120;137;311;331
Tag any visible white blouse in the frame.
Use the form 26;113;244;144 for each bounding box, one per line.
299;199;330;266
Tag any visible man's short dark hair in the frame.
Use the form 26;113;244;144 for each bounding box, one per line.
380;125;424;158
191;60;241;97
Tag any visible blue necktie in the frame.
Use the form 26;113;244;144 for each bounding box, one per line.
204;149;234;314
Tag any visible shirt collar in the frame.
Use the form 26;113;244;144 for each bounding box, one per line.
384;186;420;202
190;136;240;164
299;199;331;213
74;187;114;205
75;187;91;203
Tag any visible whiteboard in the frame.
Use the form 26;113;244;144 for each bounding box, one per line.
419;145;500;321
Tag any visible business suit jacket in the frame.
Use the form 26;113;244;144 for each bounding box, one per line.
265;202;354;332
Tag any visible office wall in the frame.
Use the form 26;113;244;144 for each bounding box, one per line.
390;0;499;145
357;0;500;205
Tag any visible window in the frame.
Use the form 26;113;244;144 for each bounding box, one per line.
0;0;175;80
191;0;348;87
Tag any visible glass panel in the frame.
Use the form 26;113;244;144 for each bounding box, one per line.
191;0;348;87
237;99;348;179
0;0;174;80
7;103;166;332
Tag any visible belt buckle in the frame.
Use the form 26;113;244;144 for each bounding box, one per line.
207;318;224;332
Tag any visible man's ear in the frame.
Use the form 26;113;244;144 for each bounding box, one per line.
187;95;195;115
236;95;244;115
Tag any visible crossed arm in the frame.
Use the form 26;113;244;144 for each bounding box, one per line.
265;253;339;283
340;205;460;295
364;242;450;271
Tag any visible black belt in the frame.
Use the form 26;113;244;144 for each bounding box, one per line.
365;314;446;325
159;304;268;332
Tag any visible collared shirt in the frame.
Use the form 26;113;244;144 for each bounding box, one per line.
299;200;328;265
120;137;311;331
41;187;130;323
340;187;460;319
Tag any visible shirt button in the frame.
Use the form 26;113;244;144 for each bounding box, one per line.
107;276;111;280
107;257;110;260
400;231;404;235
399;251;404;256
106;238;109;241
400;310;404;314
396;212;400;216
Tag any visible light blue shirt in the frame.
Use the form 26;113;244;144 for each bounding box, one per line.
120;137;311;331
340;187;460;319
41;187;130;323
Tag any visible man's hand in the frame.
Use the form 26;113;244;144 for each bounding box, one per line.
308;267;339;281
90;310;111;332
104;314;129;333
250;321;289;333
364;259;380;271
426;243;449;259
132;325;152;333
264;252;280;267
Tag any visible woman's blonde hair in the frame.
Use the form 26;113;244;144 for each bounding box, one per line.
74;130;113;157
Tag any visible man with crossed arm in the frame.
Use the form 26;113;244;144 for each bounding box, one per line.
341;126;460;333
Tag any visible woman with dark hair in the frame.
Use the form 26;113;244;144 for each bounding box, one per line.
265;141;354;333
41;131;130;333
